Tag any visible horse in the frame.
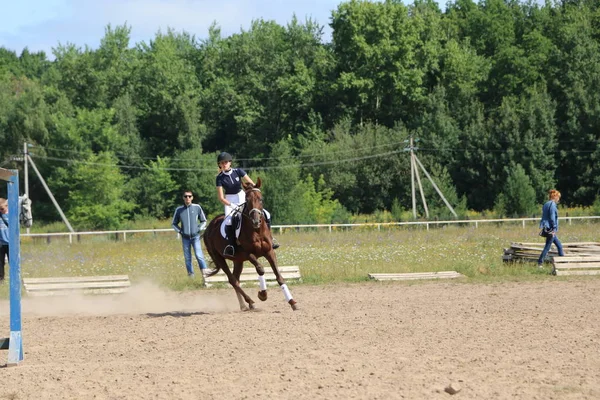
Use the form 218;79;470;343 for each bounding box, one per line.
19;194;32;228
203;177;298;311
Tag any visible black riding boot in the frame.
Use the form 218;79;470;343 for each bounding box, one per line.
223;224;236;257
266;218;280;250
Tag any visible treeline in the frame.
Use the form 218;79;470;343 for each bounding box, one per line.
1;0;600;229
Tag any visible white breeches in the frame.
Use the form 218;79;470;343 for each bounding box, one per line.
224;191;245;226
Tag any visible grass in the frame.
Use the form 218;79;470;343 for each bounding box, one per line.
1;220;599;299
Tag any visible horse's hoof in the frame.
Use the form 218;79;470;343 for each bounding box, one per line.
289;300;299;311
258;290;268;301
249;303;256;310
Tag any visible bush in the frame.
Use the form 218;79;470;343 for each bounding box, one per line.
494;164;537;217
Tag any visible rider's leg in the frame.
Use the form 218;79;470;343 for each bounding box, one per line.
223;223;237;257
263;209;279;250
223;200;237;257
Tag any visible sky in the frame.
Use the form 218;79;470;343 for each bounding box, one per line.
0;0;344;58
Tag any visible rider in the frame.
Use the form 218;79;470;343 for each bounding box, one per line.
216;152;279;256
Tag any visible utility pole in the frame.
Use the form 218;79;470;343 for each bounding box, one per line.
23;142;30;234
25;146;75;232
405;138;417;218
405;137;428;218
413;155;457;218
413;149;429;218
404;136;457;219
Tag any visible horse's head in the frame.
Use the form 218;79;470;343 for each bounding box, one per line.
19;195;33;228
244;177;263;229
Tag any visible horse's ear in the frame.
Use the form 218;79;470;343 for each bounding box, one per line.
255;177;262;189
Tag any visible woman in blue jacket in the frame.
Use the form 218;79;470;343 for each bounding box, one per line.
538;189;564;268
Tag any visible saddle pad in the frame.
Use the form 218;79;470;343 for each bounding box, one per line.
220;215;242;239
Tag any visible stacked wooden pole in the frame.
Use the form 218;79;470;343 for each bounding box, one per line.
503;242;600;275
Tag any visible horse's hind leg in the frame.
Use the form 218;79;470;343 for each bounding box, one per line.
231;281;255;311
231;261;256;311
248;254;268;302
235;291;246;310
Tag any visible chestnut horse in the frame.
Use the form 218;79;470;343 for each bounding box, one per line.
203;177;298;311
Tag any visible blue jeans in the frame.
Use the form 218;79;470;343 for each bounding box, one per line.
538;234;564;264
182;235;208;276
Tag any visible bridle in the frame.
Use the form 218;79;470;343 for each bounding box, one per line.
20;209;32;226
244;188;263;229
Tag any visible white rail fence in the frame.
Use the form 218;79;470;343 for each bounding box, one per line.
20;216;600;244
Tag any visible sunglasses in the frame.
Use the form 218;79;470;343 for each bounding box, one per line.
183;195;193;198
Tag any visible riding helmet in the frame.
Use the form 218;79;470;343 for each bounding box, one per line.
217;152;233;163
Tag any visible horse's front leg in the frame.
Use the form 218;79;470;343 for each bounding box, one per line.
248;254;268;302
231;260;255;311
264;251;298;311
248;254;268;301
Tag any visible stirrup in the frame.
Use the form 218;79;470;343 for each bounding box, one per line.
223;245;235;257
272;237;280;250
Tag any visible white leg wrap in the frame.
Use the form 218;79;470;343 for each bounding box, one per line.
281;284;293;302
258;275;267;291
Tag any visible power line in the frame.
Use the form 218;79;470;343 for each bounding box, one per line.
30;148;408;172
24;136;600;175
35;139;411;163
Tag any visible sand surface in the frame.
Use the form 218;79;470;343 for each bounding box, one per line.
1;279;600;399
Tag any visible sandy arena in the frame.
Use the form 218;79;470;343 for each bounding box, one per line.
1;279;600;399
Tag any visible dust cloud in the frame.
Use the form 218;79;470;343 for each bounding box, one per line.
12;281;238;317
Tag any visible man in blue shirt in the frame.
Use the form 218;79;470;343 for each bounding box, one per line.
0;198;9;283
172;191;209;278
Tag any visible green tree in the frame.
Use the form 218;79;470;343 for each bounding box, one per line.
330;0;428;127
135;30;204;156
259;138;302;224
1;76;50;161
126;157;178;219
50;152;134;229
545;1;600;205
287;174;347;224
199;18;330;155
52;44;103;109
95;24;138;106
494;163;536;217
112;92;146;167
302;121;410;214
169;149;221;218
